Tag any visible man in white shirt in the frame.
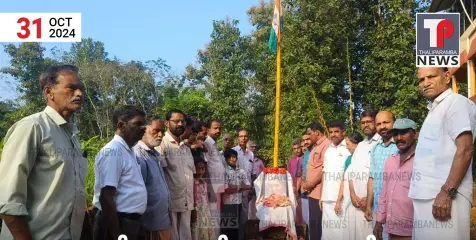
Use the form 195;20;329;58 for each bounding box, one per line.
232;129;254;240
203;119;226;237
159;109;196;240
410;67;476;240
320;120;351;240
345;111;380;240
93;105;148;240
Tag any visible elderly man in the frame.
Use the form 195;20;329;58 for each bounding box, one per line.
0;65;90;240
345;111;380;240
232;129;254;240
365;111;398;240
374;118;417;240
159;109;196;240
133;116;172;240
320;120;350;240
410;67;476;240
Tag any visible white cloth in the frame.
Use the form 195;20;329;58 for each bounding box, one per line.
301;197;309;226
171;210;192;240
343;204;373;240
204;136;226;195
233;145;254;183
93;135;147;214
410;89;476;202
412;194;470;240
348;133;381;197
344;133;380;240
322;201;345;240
322;140;350;201
255;171;297;239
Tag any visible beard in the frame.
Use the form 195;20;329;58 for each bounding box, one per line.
146;135;161;147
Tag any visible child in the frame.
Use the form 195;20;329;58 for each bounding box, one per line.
191;156;214;240
222;149;251;240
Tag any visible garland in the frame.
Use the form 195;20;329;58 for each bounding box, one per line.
263;167;287;174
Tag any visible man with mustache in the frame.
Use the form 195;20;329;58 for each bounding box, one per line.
203;119;226;238
410;67;476;240
93;105;148;240
222;133;235;153
159;109;196;240
232;129;254;240
302;122;332;240
345;110;380;240
133;117;172;240
0;65;91;240
365;111;398;240
374;118;417;240
320;120;351;240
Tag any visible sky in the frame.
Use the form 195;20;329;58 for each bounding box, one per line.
0;0;262;100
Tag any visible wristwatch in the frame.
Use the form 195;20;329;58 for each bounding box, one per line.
441;184;458;199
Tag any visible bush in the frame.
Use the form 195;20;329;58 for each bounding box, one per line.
80;136;110;207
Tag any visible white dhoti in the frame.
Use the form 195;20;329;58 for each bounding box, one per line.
344;205;373;240
322;201;345;240
301;197;309;226
412;194;471;240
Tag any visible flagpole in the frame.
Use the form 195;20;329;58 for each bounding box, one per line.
273;0;281;168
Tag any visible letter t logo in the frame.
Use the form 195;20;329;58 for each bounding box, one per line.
423;19;454;48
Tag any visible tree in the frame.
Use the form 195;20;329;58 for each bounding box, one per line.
186;18;255;132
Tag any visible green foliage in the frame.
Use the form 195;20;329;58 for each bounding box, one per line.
79;136;110;206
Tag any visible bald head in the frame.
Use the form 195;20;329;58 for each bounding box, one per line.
375;111;395;141
418;67;451;101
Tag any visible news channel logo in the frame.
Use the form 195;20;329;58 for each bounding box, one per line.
416;13;460;67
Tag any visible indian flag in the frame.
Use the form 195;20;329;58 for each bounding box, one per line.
268;1;283;53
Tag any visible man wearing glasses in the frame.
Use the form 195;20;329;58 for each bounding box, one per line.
158;109;196;240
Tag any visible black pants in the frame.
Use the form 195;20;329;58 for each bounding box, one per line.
93;210;142;240
308;197;322;240
221;203;241;240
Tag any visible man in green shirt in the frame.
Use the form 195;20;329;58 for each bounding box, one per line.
0;65;91;240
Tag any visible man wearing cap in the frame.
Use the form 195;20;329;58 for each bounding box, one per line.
411;67;476;240
374;118;417;240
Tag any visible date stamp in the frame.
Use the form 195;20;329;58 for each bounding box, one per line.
0;13;81;42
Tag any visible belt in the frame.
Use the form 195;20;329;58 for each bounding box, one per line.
117;212;142;221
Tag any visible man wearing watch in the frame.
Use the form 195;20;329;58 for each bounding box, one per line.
410;67;476;240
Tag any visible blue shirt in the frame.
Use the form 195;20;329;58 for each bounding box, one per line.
302;149;311;181
133;141;172;231
369;140;398;212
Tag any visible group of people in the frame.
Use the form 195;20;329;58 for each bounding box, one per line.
0;64;266;240
285;67;475;240
0;64;474;240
